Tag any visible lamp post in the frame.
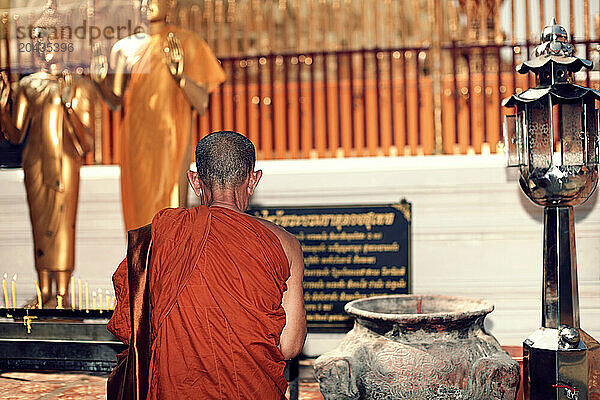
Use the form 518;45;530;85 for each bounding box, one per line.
503;19;600;400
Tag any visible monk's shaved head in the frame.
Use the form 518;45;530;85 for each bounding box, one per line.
195;131;256;189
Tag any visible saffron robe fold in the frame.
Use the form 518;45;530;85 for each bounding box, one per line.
108;206;290;399
106;223;152;400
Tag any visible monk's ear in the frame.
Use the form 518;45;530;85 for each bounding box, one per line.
187;170;202;197
247;169;262;196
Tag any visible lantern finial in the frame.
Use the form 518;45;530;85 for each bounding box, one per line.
506;17;594;85
536;18;574;57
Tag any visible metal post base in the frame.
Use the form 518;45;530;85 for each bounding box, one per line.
523;328;587;399
522;207;600;400
523;327;600;399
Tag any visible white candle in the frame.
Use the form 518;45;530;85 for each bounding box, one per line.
70;277;75;309
2;273;8;308
78;279;82;310
11;274;16;309
85;281;89;312
35;281;42;309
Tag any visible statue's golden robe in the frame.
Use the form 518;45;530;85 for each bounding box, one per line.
120;26;225;231
2;72;94;301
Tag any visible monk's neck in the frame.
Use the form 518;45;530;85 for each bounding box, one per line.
204;189;248;214
208;201;244;213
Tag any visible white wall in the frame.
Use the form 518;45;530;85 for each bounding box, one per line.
248;155;600;355
0;166;126;306
1;155;599;356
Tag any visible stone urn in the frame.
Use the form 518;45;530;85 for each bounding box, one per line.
314;295;520;400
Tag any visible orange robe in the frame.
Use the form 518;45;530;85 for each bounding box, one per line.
108;206;290;399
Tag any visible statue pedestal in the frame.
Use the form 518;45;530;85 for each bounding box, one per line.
0;308;125;372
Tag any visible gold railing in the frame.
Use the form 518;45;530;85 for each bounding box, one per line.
2;0;600;163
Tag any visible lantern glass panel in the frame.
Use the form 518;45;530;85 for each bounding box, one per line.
584;101;599;165
504;115;520;167
527;99;552;169
518;109;528;166
560;102;584;166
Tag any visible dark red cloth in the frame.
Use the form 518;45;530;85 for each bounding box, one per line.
108;206;290;399
107;223;152;400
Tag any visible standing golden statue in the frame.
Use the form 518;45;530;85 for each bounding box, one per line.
92;0;226;231
0;2;94;306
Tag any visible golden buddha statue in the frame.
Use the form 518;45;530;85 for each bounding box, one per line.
0;1;95;306
91;0;225;231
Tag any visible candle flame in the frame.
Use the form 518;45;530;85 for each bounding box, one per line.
12;274;17;281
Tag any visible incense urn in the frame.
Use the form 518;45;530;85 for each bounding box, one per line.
314;295;520;400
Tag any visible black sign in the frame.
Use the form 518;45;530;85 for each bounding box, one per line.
249;202;411;332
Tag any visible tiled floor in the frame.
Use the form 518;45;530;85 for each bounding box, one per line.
0;371;324;400
0;371;106;400
294;381;324;400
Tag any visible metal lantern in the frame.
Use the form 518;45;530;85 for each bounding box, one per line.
503;19;600;400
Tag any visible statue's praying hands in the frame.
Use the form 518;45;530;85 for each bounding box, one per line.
162;31;209;110
164;33;184;83
90;42;109;84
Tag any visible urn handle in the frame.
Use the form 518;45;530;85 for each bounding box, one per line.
314;356;359;400
468;353;521;400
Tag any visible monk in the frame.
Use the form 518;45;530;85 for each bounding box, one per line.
107;131;306;399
